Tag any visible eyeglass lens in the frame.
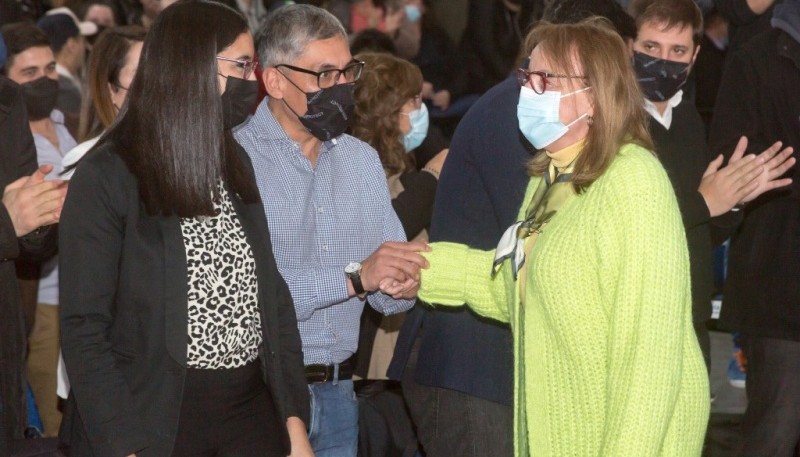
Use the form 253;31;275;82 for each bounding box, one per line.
318;62;363;88
217;56;257;79
517;69;546;93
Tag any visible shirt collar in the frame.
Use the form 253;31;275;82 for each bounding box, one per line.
49;108;65;124
643;89;683;130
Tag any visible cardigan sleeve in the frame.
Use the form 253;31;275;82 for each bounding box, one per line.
59;155;149;456
418;241;510;323
594;151;702;455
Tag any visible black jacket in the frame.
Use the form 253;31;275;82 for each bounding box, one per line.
0;76;56;455
58;141;309;456
459;0;538;95
709;28;800;341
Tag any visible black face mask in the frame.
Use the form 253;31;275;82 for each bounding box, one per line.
221;75;259;129
283;80;355;142
632;51;691;102
22;76;59;120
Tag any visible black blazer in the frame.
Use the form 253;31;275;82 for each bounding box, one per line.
58;141;309;457
1;76;57;454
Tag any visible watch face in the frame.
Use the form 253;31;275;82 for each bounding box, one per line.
345;262;361;274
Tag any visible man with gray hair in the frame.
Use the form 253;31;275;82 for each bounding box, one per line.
235;4;428;456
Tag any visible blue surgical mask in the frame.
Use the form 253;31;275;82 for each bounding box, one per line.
405;4;422;23
402;103;429;152
516;85;591;150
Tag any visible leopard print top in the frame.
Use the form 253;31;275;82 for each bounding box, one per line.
180;185;262;369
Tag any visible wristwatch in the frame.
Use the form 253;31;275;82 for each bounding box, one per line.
345;262;366;296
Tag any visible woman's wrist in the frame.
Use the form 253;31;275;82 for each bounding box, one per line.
422;167;440;180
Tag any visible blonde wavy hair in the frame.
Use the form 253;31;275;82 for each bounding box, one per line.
525;18;654;191
352;51;423;176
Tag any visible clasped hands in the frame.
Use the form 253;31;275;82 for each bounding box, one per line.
358;241;430;300
2;164;68;237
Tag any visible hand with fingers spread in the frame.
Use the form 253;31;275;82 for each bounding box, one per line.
357;241;429;296
730;137;795;204
2;164;68;237
699;138;765;217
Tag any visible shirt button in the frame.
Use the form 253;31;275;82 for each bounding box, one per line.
322;245;328;251
318;207;324;213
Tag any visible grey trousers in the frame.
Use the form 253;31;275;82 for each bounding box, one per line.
738;334;800;457
400;338;513;457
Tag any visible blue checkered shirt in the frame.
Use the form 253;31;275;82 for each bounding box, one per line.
235;100;414;365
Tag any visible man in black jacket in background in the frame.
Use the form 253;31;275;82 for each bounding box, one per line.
628;0;795;374
0;70;63;453
709;1;800;454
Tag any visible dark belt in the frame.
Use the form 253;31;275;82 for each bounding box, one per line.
305;361;354;384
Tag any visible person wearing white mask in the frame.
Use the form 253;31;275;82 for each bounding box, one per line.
411;18;711;457
350;51;446;384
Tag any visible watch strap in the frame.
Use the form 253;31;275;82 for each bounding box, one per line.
350;271;366;296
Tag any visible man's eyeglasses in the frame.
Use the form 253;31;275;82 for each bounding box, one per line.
516;68;587;94
216;55;258;80
275;61;365;89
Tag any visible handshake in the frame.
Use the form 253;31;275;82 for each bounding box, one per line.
349;241;431;300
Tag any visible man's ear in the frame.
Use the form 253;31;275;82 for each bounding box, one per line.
263;67;284;100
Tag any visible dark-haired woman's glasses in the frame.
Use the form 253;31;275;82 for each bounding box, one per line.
516;68;587;94
216;56;258;80
275;61;365;89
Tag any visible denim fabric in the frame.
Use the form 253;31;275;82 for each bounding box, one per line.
308;379;358;457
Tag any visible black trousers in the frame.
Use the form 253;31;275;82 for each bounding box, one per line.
738;334;800;457
171;362;285;457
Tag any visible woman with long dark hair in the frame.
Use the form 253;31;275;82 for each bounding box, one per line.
58;2;312;456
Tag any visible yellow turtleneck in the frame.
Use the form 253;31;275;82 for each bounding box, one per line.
545;138;586;176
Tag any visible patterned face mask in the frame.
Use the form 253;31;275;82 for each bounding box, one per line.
632;51;691;102
284;81;356;142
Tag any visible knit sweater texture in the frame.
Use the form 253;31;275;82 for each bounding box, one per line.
418;144;709;457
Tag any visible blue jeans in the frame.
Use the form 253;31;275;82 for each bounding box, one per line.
307;379;358;457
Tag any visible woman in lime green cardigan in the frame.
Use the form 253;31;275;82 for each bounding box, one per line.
414;19;709;457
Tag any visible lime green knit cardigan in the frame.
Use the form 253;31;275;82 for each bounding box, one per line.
418;144;709;457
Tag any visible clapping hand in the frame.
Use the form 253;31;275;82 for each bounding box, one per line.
731;137;794;204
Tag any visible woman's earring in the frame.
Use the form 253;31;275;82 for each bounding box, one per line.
587;115;594;126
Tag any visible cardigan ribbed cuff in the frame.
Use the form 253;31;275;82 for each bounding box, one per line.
419;241;500;311
419;242;470;306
